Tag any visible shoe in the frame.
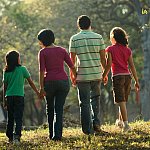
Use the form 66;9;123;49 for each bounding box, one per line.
122;125;131;132
8;138;13;144
52;137;62;141
93;125;101;132
93;125;109;136
115;119;123;129
13;139;20;145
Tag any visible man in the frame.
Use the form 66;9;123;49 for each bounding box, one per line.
69;15;106;135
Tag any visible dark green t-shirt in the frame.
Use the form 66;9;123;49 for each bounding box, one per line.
3;66;30;97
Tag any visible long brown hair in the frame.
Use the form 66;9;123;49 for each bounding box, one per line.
110;27;128;46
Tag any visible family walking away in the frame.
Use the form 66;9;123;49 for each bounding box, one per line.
2;14;140;145
2;50;40;144
102;27;140;132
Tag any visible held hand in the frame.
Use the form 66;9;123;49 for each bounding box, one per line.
70;72;77;87
72;78;77;87
39;89;46;100
102;74;108;85
3;99;7;110
135;81;140;91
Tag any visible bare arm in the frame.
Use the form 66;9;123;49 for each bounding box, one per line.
70;52;77;85
128;55;140;90
26;77;40;96
102;52;112;78
39;71;45;90
100;49;106;71
39;71;46;97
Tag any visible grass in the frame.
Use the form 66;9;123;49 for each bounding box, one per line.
0;121;150;150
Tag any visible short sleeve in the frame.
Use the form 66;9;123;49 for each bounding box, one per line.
69;36;76;53
64;49;74;68
105;46;112;53
22;66;30;79
99;36;106;50
2;71;7;83
38;50;46;72
128;47;132;56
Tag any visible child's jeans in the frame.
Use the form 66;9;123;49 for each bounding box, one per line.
6;96;24;140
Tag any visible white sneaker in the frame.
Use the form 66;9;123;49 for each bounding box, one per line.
122;125;131;132
115;119;123;128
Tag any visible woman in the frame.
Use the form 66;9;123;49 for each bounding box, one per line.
37;29;76;141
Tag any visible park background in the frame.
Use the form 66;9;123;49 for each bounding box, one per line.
0;0;149;128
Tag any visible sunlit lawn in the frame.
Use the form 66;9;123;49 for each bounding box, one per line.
0;121;150;150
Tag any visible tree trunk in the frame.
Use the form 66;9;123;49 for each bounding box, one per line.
133;0;150;120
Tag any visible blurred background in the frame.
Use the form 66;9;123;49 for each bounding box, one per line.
0;0;149;127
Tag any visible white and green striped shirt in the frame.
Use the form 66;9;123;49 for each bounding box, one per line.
69;30;105;81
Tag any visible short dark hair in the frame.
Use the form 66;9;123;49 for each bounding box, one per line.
110;27;128;46
77;15;91;30
37;29;55;46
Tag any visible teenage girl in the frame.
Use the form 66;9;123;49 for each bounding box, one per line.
102;27;140;132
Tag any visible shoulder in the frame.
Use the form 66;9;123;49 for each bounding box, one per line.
106;45;113;52
70;32;82;41
55;46;67;52
126;46;132;55
20;66;28;71
91;31;103;38
39;48;46;54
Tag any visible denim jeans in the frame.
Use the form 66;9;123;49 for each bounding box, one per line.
6;96;24;140
44;79;70;139
77;81;101;134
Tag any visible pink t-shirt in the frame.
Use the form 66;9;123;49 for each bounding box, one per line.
106;43;132;76
38;46;74;81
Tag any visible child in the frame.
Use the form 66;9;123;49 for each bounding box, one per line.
3;50;40;144
102;27;140;132
37;29;76;141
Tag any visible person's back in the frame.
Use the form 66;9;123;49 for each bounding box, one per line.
70;30;105;81
69;15;106;135
102;27;140;132
39;46;73;81
106;44;131;76
4;66;30;96
37;29;76;141
3;50;40;144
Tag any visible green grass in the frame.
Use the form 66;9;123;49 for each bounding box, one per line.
0;121;150;150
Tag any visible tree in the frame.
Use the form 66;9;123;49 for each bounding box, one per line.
132;0;150;121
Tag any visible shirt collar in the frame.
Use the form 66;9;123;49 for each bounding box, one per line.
80;30;91;33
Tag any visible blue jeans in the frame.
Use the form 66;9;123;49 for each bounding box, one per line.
44;79;70;139
77;81;101;134
6;96;24;140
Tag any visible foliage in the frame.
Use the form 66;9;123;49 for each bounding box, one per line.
0;121;150;149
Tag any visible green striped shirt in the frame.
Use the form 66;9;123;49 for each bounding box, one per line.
69;30;105;81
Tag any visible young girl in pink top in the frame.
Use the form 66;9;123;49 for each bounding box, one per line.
102;27;140;132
